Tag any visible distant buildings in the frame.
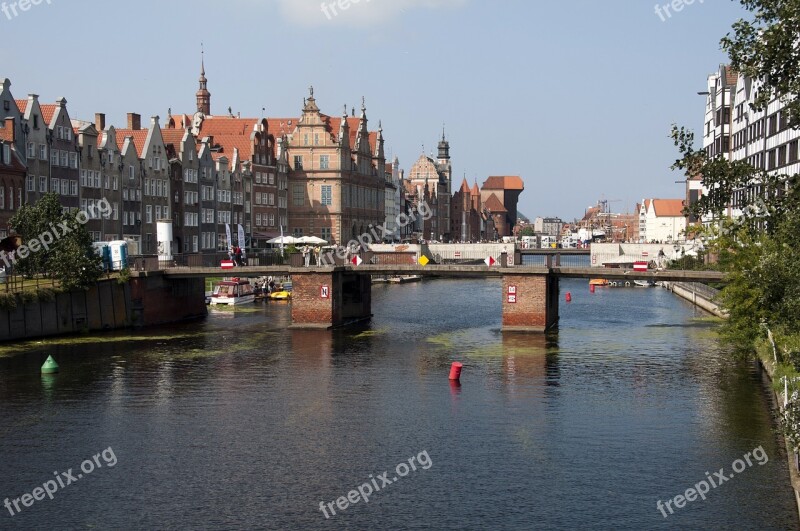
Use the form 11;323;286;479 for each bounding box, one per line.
639;199;686;243
0;58;526;251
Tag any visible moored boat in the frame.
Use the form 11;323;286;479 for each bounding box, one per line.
589;278;610;286
209;278;256;306
634;280;656;287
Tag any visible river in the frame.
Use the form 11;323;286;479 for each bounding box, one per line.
0;278;796;529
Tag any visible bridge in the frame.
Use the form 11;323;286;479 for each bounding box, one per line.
129;252;724;333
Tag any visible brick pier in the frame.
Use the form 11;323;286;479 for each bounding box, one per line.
501;273;559;333
290;269;372;329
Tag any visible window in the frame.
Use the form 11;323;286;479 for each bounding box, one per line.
156;206;161;220
60;151;68;167
256;213;262;226
268;213;275;227
39;145;46;160
27;175;35;192
146;205;152;223
144;179;150;196
129;165;135;180
113;203;119;220
70;153;78;169
27;142;36;158
39;176;47;193
320;155;329;170
51;178;60;195
321;185;332;206
70;181;78;196
113;177;118;190
105;175;110;189
321;227;332;242
292;183;304;206
294;155;303;170
51;150;59;166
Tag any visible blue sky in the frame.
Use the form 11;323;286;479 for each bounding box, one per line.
0;0;748;220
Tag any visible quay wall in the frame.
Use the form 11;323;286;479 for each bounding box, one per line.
0;275;206;342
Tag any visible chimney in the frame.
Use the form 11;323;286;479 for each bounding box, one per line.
127;113;141;130
3;117;15;142
95;113;106;131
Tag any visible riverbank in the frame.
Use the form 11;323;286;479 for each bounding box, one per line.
661;281;726;318
663;280;800;520
757;346;800;519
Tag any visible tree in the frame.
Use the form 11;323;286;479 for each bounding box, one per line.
9;193;102;291
670;0;800;349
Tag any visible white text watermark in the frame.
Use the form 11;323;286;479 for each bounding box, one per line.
4;446;117;517
318;449;432;518
656;446;768;518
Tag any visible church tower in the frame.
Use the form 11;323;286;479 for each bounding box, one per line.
196;48;211;115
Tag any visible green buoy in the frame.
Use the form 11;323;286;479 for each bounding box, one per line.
41;355;59;374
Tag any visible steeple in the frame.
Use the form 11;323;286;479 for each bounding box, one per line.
438;124;450;161
196;45;211;115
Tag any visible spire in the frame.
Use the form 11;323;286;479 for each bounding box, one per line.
196;44;211;115
438;123;450;161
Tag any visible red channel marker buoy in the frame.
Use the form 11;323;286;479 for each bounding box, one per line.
590;284;596;294
566;292;572;302
449;362;463;381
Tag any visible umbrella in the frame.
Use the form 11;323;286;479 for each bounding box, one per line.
267;236;298;245
296;236;328;245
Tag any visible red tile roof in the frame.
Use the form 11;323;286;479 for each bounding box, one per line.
40;104;57;126
652;199;684;217
15;99;27;114
211;134;255;160
198;116;260;136
459;178;470;193
484;193;507;213
483;176;524;190
471;182;480;196
161;129;188;149
114;129;149;156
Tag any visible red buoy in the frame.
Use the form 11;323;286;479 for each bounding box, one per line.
566;292;572;302
590;284;596;294
449;362;463;381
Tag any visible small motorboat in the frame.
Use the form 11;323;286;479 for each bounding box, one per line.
268;290;292;301
634;280;656;287
209;278;255;306
589;278;610;286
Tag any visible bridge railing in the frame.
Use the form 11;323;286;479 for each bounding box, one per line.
129;252;289;272
521;254;591;268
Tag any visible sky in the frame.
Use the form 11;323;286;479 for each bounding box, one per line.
0;0;750;221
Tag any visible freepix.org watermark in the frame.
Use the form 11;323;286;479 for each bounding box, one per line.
4;446;117;517
320;0;371;20
0;198;111;269
318;450;432;518
1;0;52;21
656;446;768;518
654;0;704;22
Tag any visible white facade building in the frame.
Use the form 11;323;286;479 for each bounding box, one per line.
640;199;686;243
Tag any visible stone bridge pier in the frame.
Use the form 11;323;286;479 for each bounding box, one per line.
290;269;372;329
501;273;559;333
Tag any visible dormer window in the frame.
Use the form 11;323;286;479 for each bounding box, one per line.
33;115;39;129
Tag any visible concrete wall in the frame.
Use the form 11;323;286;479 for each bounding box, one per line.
0;279;131;342
591;243;690;268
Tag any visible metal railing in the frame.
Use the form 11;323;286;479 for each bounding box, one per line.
672;282;720;301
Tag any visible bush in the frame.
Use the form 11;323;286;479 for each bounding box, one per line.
0;292;17;311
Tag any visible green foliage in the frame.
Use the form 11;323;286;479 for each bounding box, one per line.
0;293;16;311
520;226;536;237
18;290;37;305
722;0;800;128
116;267;131;284
36;287;58;303
9;193;102;291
